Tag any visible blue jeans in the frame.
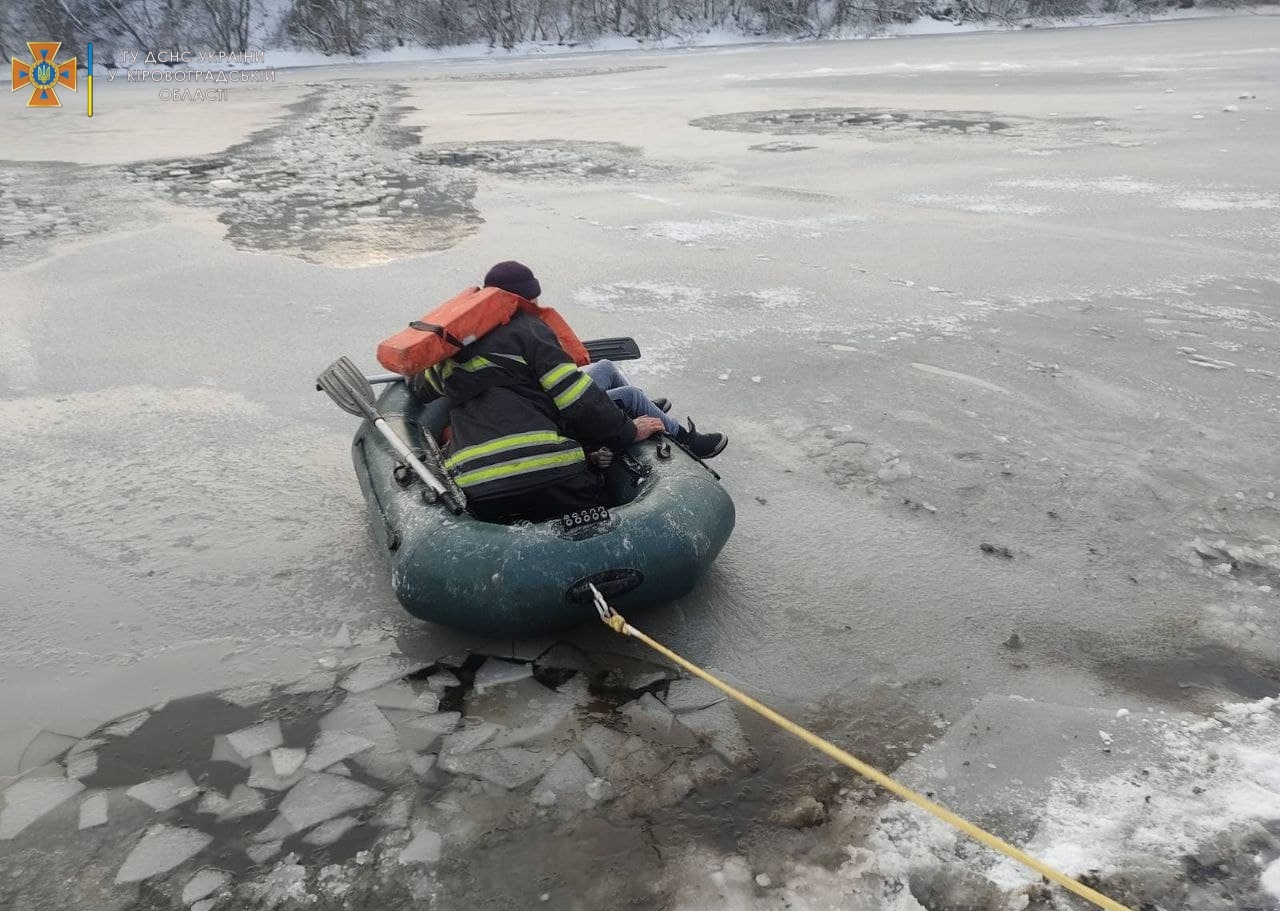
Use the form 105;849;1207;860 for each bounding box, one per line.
583;360;680;436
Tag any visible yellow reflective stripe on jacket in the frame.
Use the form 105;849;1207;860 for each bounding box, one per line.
441;356;493;380
553;374;593;410
453;449;585;488
539;362;575;390
443;430;567;470
423;366;443;394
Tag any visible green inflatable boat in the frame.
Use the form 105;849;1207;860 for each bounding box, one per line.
350;381;735;636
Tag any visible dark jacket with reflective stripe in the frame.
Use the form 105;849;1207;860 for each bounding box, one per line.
406;312;637;502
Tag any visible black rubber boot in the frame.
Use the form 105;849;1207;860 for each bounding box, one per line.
652;397;672;414
677;418;727;459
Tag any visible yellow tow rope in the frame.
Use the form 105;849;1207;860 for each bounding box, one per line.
589;585;1134;911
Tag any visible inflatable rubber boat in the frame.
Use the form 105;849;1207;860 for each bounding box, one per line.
349;380;735;636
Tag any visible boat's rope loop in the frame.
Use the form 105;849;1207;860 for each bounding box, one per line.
588;585;1135;911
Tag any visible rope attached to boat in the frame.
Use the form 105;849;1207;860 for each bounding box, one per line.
588;585;1134;911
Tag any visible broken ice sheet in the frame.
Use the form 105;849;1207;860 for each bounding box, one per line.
197;791;231;815
246;840;282;864
439;747;559;789
270;747;307;778
248;755;304;792
220;681;275;707
318;695;411;781
533;751;596;811
376;788;413;829
115;824;212;883
217;784;267;821
279;773;382;831
303;730;375;771
534;642;595;673
253;814;297;843
68;736;105;756
104;711;150;738
679;701;754;766
484;685;581;749
18;730;79;772
365;681;440;714
282;669;337;696
440;721;499;756
396;711;462;753
211;735;251;768
398;823;442;865
472;658;533;693
303;815;360;846
327;623;353;649
579;723;632;776
126;771;200;812
408;754;437;777
65;750;98;779
225;721;283;759
426;670;461;693
621;693;698;748
661;678;726;714
182;868;231;904
340;656;429;694
78;791;109;829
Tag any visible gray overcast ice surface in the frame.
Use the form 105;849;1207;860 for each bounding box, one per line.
3;15;1280;911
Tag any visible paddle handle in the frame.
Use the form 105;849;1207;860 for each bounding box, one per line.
371;417;460;511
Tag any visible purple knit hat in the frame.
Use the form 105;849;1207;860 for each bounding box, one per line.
483;261;542;301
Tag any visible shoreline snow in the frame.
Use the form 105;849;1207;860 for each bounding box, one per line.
2;8;1274;82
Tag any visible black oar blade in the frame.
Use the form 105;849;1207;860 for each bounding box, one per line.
317;356;378;419
584;337;641;362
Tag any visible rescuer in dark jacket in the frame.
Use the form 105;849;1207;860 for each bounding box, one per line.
407;296;664;524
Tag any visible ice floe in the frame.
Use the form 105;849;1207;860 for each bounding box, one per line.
278;773;382;831
126;771;200;812
115;824;212;883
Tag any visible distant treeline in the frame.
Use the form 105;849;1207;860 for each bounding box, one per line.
2;0;1260;61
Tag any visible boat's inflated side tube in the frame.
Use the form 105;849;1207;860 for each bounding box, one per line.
351;383;735;636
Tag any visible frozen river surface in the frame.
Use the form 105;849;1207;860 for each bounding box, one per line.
2;15;1280;910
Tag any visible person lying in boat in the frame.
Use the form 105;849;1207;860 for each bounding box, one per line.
405;261;725;524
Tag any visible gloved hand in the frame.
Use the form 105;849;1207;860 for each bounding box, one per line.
589;447;614;469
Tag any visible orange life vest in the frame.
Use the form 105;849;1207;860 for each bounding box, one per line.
376;287;590;376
